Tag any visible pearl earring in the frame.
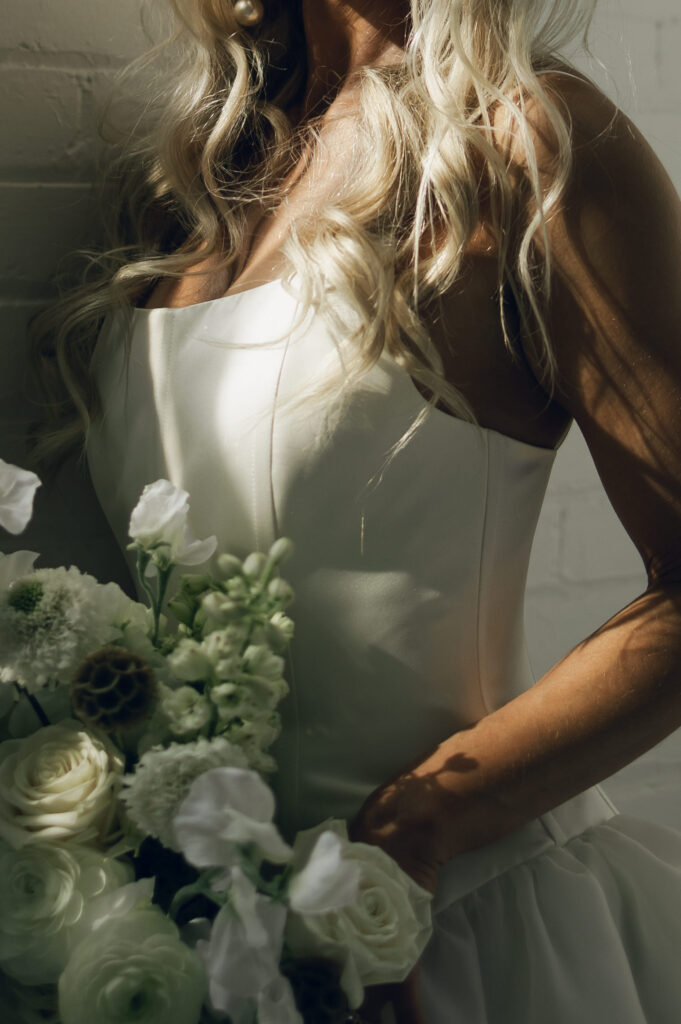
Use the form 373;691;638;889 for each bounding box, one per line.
233;0;264;27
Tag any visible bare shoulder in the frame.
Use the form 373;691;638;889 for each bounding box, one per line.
501;68;681;582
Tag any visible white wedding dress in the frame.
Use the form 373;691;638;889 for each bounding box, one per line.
87;278;681;1023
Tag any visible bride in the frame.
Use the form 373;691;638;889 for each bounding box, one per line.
27;1;681;1021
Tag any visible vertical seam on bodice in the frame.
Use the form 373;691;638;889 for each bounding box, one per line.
156;313;179;482
475;430;492;716
269;320;302;834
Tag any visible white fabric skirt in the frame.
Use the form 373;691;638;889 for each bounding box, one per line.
419;813;681;1023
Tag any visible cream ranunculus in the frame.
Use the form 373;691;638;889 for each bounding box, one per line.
0;840;132;984
128;479;217;573
58;905;206;1024
0;719;124;848
0;459;41;535
284;819;434;1009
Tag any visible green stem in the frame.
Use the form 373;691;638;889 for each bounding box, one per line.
153;566;173;647
134;550;173;649
13;682;50;727
169;872;228;920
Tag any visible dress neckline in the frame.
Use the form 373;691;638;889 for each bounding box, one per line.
133;276;287;316
128;277;560;458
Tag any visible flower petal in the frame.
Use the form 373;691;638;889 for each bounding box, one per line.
287;830;361;915
0;461;41;535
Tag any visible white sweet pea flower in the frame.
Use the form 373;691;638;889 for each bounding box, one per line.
58;904;206;1024
197;865;302;1024
120;737;250;851
173;766;293;870
284;819;434;1009
0;459;40;535
128;479;217;573
0;549;39;590
287;828;362;915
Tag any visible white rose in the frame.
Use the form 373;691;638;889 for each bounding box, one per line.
174;766;292;870
0;840;132;984
0;719;124;848
0;459;41;535
128;479;217;573
284;819;434;1009
58;906;206;1024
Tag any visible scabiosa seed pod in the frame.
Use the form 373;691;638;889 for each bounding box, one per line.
71;645;158;732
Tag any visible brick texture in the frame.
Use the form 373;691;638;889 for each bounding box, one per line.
0;2;679;826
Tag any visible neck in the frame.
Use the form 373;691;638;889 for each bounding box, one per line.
299;0;410;114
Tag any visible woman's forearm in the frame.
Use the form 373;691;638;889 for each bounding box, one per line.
395;580;681;867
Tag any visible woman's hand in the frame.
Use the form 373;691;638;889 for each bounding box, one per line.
347;774;440;1024
347;772;442;897
357;964;425;1024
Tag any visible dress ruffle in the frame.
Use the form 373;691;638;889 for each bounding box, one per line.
419;814;681;1023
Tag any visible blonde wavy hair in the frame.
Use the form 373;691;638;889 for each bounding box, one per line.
27;0;597;474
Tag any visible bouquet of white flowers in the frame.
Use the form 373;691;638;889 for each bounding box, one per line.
0;459;433;1024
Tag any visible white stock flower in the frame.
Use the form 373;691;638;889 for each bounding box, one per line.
222;709;282;752
284;819;434;1009
162;685;213;737
266;610;295;650
242;644;285;680
128;479;217;572
0;459;40;535
167;638;213;682
0;840;132;984
0;719;123;848
173;766;292;870
120;737;249;851
197;865;302;1024
0;567;151;692
58;905;206;1024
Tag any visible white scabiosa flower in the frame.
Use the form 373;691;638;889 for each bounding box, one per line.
0;840;132;985
0;567;152;693
128;479;217;573
119;737;250;851
58;905;206;1024
0;459;40;535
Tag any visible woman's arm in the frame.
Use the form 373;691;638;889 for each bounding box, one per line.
349;77;681;894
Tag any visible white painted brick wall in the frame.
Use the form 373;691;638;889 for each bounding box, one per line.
0;2;679;824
